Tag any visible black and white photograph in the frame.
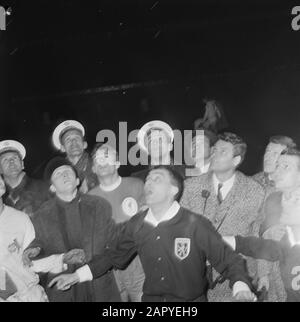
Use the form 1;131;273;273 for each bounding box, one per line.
1;0;300;309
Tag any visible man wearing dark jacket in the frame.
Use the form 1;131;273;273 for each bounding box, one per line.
0;140;49;217
50;165;256;302
24;157;120;302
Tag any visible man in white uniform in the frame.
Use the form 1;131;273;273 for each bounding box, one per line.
0;175;47;302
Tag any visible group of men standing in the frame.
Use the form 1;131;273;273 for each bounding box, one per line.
1;118;300;302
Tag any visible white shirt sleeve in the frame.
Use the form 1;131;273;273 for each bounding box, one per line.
22;215;36;250
232;281;251;296
76;265;93;283
32;254;68;274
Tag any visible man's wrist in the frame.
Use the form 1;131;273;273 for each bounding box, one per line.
76;265;93;283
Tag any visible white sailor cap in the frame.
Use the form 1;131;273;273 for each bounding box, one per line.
0;140;26;160
52;120;85;150
137;120;174;152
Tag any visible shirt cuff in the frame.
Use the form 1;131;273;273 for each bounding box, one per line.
232;281;251;297
32;254;67;274
76;265;93;283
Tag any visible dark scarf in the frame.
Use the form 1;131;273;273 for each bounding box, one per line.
55;193;83;252
72;152;98;191
5;173;28;205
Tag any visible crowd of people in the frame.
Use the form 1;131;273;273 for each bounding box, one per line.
1;104;300;302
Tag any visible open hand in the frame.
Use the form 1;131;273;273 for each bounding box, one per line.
48;273;79;291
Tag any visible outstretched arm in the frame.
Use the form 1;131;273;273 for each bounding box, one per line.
223;235;284;262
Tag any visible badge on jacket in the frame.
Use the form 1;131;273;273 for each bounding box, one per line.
122;197;138;217
174;238;190;260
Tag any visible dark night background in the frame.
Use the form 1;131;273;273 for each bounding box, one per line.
0;0;300;177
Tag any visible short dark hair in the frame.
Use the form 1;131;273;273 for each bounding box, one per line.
151;165;184;202
91;143;119;161
217;132;247;165
269;135;297;149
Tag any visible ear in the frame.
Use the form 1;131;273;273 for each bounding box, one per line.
115;161;121;170
233;155;241;167
50;184;56;193
21;161;24;170
61;145;66;153
76;178;80;187
83;141;88;150
171;185;179;198
169;142;173;152
92;164;97;174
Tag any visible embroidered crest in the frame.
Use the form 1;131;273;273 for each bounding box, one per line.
174;238;190;260
122;197;138;217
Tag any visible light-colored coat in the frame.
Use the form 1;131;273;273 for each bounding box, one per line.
180;170;265;301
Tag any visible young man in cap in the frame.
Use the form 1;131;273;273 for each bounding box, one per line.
185;129;217;177
24;156;120;302
223;184;300;302
48;165;257;302
131;120;186;181
89;143;145;302
0;174;48;302
52;120;98;193
0;140;49;217
252;135;296;191
181;132;265;301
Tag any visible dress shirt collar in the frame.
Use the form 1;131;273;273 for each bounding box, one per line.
212;173;236;199
286;226;300;247
144;201;180;227
99;176;122;192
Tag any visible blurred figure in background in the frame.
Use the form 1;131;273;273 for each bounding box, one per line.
194;99;228;134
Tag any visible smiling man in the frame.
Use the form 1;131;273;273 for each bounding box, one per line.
0;140;49;217
252;135;296;191
257;148;300;301
49;165;256;302
25;156;120;302
52;120;98;193
223;184;300;302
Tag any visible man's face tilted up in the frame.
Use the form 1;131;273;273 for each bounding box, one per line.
263;142;286;174
210;140;240;173
61;130;87;160
271;155;300;191
92;146;120;178
0;151;24;179
144;168;178;206
50;165;79;195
